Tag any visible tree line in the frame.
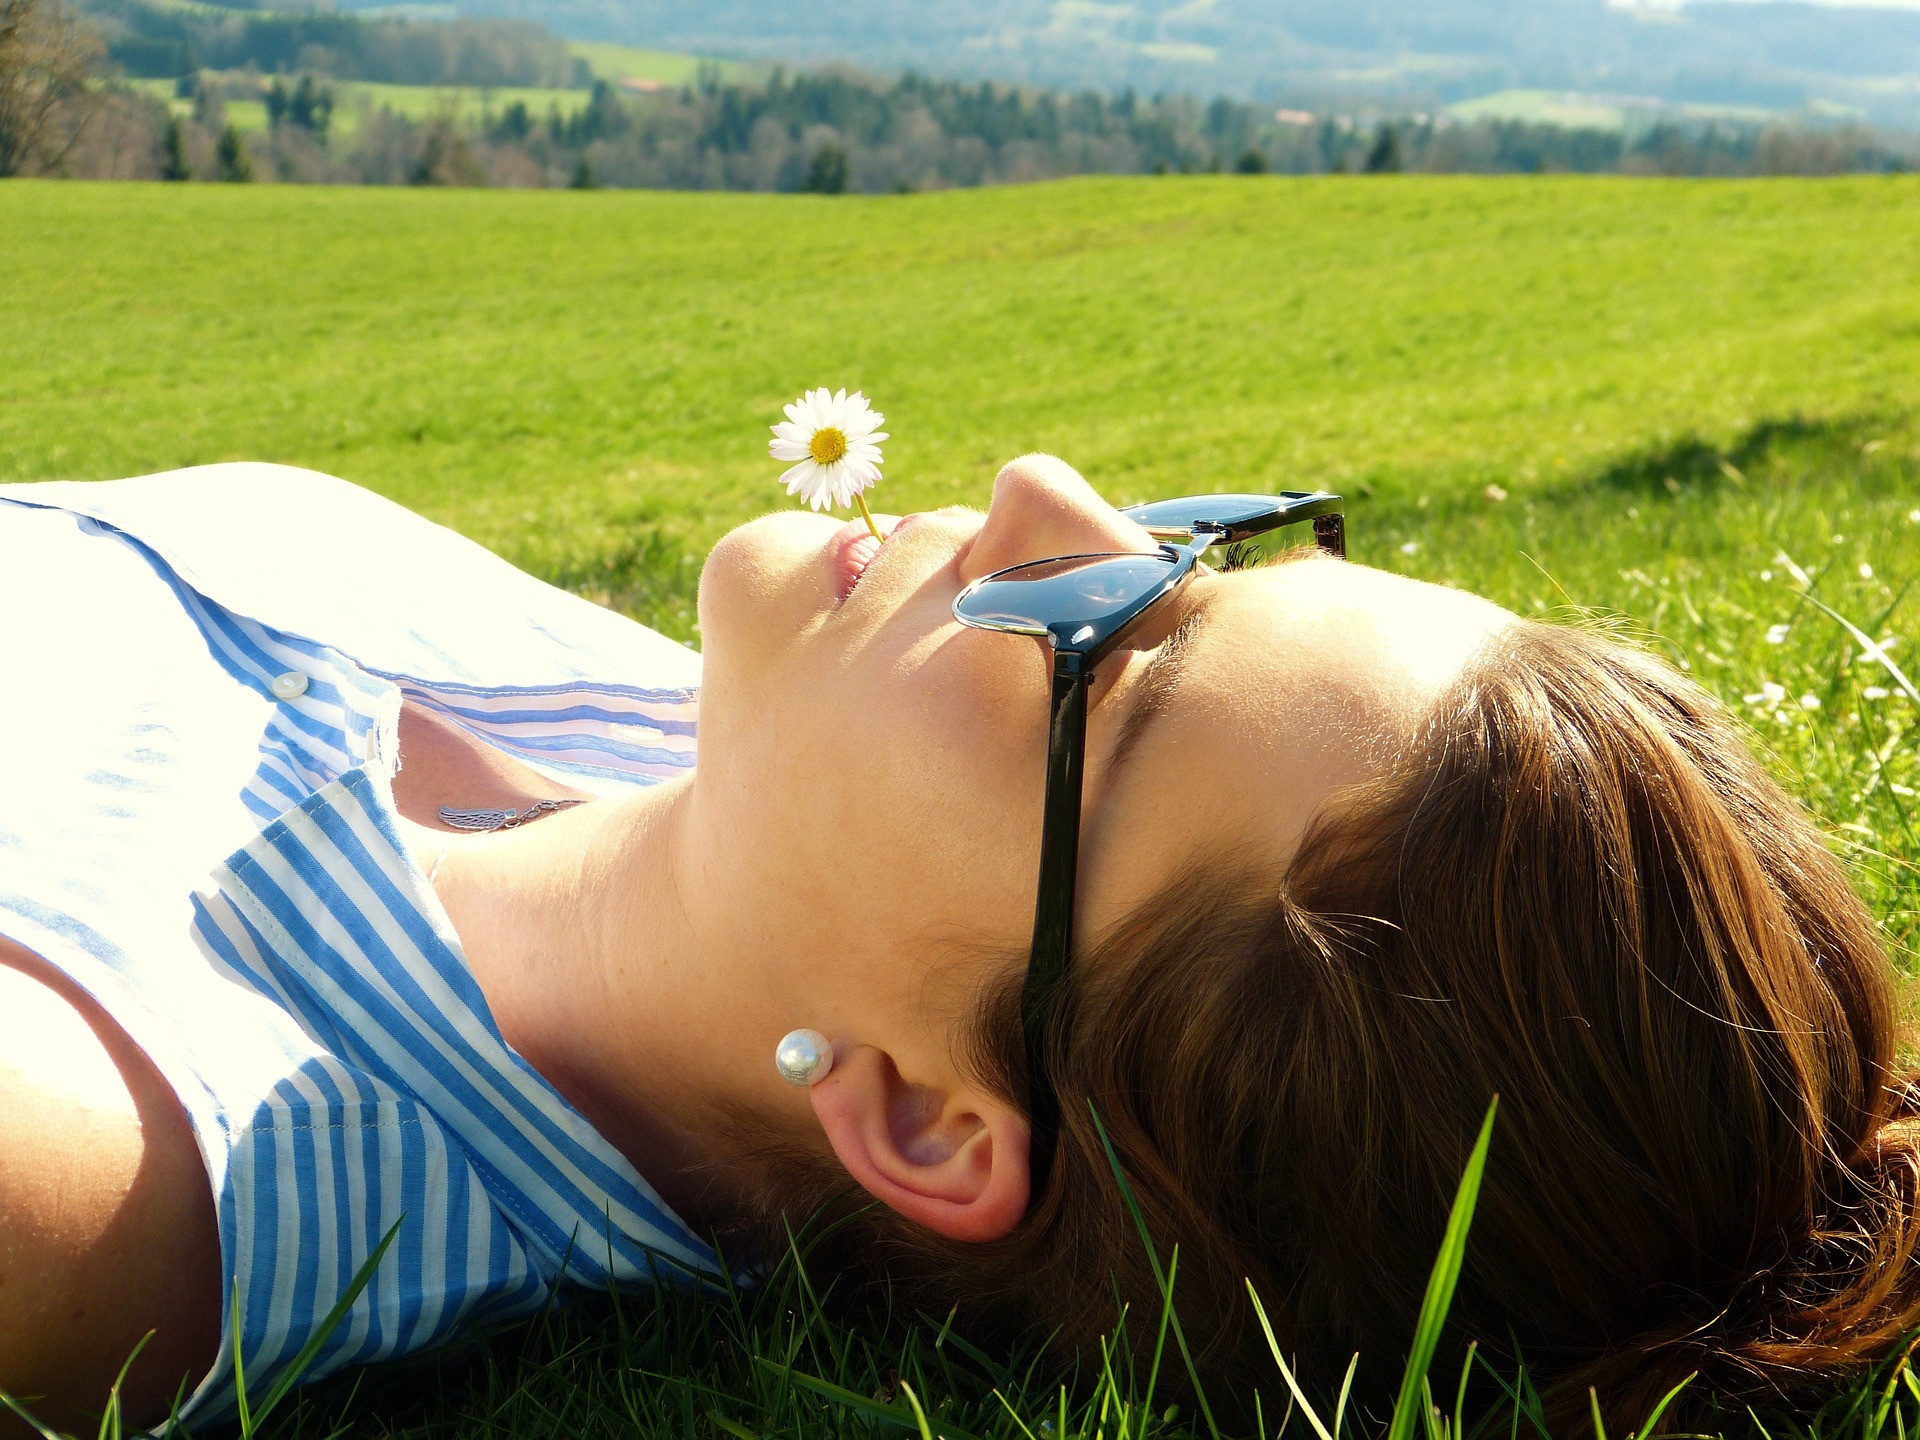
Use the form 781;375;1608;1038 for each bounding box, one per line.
3;0;1913;185
86;0;581;88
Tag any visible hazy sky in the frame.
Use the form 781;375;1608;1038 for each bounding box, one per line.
1613;0;1920;7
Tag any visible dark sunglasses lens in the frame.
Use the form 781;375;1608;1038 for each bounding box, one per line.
1120;494;1285;532
958;552;1177;633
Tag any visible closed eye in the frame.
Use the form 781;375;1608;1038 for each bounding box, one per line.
1106;596;1214;774
1213;535;1326;573
1214;540;1265;573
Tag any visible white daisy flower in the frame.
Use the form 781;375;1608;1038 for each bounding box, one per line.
770;388;888;530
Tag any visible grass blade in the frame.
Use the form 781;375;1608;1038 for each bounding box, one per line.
902;1380;938;1440
1088;1101;1223;1440
706;1408;764;1440
0;1392;64;1440
754;1357;981;1440
1386;1095;1499;1440
232;1279;253;1439
95;1330;153;1440
992;1389;1043;1440
1333;1351;1361;1440
917;1310;1014;1389
1453;1341;1479;1440
235;1216;403;1434
1246;1284;1338;1440
1629;1370;1695;1440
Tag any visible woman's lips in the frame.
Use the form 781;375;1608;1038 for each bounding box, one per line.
829;513;918;604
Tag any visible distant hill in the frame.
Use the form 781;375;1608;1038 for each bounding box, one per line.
342;0;1920;127
88;0;583;85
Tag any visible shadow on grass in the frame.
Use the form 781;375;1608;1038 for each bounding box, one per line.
1587;413;1897;498
542;522;705;647
1356;408;1916;543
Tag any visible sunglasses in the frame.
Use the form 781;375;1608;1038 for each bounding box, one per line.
951;491;1346;1186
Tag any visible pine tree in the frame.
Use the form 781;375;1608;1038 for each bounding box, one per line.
215;123;252;181
801;142;848;194
1365;124;1404;174
160;115;188;180
289;75;330;140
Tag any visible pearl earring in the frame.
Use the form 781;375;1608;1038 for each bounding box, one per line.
774;1028;834;1087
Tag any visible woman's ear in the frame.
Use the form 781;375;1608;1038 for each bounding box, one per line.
808;1043;1030;1243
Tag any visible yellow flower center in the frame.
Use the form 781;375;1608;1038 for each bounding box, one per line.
809;427;849;465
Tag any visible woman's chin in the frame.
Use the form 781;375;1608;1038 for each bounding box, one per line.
696;509;843;668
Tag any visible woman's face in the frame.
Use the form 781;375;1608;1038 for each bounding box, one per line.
690;455;1511;1054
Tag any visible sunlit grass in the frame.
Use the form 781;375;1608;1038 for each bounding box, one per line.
126;75;597;137
566;41;761;87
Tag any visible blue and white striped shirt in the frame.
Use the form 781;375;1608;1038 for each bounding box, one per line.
0;464;721;1426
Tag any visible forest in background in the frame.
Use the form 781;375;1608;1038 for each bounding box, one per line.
86;0;585;87
4;0;1916;187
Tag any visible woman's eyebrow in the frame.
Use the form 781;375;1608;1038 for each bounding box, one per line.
1108;590;1220;774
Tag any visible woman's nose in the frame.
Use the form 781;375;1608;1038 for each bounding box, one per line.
959;455;1156;585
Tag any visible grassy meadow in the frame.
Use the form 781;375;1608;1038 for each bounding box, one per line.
567;40;762;87
3;173;1920;1437
129;44;756;138
133;77;597;136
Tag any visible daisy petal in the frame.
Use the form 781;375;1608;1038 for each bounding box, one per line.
769;387;887;514
780;459;828;504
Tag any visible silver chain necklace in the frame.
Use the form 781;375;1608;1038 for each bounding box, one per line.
437;799;585;833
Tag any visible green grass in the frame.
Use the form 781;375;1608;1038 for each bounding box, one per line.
568;40;761;87
1444;87;1780;131
124;40;743;138
2;174;1919;1436
323;78;594;134
129;76;595;136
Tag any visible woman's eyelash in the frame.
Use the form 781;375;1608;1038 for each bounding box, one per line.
1215;539;1325;572
1214;541;1263;572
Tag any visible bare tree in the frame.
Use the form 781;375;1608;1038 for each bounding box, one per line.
0;0;103;177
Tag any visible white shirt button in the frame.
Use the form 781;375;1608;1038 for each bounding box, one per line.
270;670;309;700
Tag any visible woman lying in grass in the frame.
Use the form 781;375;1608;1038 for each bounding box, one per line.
0;455;1912;1435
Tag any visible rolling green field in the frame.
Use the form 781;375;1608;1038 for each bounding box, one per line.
130;44;751;139
132;76;597;137
567;40;761;87
1443;87;1781;131
3;174;1920;1438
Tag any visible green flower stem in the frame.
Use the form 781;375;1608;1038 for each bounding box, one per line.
854;492;884;543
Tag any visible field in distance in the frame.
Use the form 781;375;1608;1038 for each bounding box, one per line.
130;41;749;136
1444;88;1788;132
132;76;594;135
567;40;760;88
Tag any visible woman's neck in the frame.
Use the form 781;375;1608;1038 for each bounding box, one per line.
396;779;784;1231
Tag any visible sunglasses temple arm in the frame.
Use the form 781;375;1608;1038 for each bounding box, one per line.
1021;651;1087;1163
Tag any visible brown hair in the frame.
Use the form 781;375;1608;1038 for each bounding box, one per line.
743;619;1920;1429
